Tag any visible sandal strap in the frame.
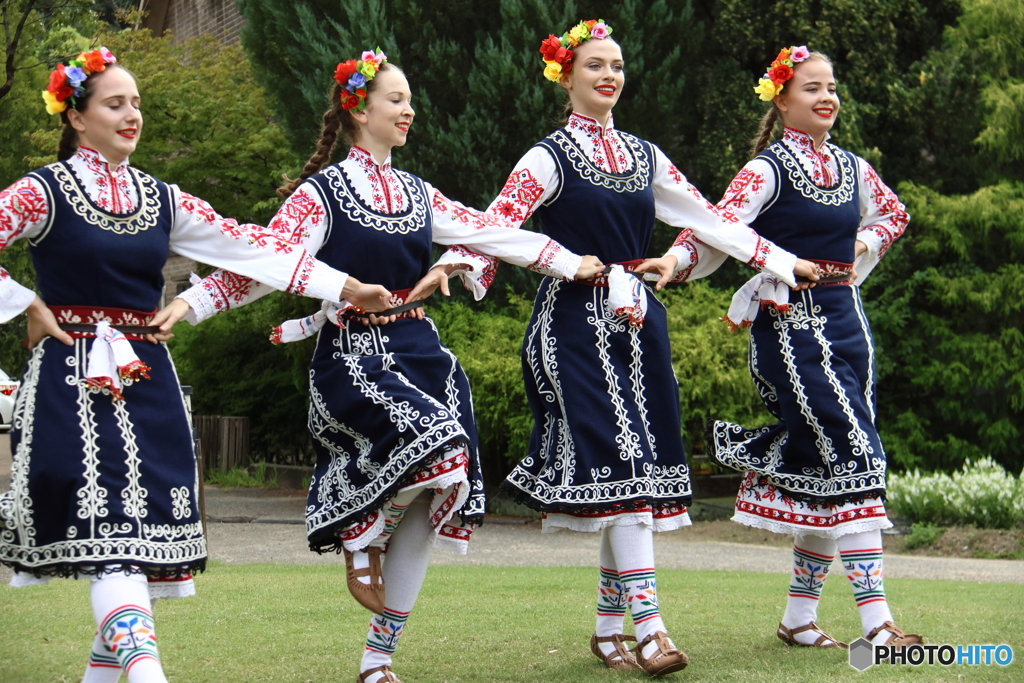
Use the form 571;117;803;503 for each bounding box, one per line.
779;621;845;647
593;634;637;644
358;665;401;683
867;621;903;642
636;631;681;661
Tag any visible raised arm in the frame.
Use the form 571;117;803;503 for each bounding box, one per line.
648;148;799;287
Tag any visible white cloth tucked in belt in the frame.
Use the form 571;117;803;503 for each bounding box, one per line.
724;272;791;330
85;321;151;400
270;299;356;344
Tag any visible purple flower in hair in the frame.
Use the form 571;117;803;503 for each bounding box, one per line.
348;72;367;90
65;66;87;88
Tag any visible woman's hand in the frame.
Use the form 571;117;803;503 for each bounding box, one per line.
407;265;454;302
574;255;606;280
792;259;820;290
633;255;679;291
342;277;392;313
26;296;73;348
147;298;192;343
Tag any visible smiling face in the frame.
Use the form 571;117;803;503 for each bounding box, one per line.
773;57;839;144
66;66;142;166
351;66;415;162
561;38;624;124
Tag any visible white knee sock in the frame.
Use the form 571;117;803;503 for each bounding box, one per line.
837;529;894;641
81;631;122;682
780;533;839;645
606;523;673;660
352;485;423;583
90;572;168;683
594;528;628;657
359;493;433;683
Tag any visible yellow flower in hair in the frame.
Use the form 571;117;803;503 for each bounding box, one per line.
42;90;67;114
357;60;377;77
543;60;563;82
569;23;589;43
754;77;781;102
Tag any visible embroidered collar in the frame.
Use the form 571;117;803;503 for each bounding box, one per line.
348;145;392;172
76;146;130;176
567;112;615;137
781;127;836;187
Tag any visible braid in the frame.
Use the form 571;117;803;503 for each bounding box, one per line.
57;121;79;161
750;106;780;158
278;88;344;198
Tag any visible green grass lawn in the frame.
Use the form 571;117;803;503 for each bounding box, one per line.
1;563;1021;682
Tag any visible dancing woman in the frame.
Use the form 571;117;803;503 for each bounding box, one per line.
706;46;919;651
171;50;601;683
0;49;389;683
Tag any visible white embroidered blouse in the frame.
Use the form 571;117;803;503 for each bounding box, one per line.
435;112;800;297
715;127;909;282
179;146;583;322
0;146;348;323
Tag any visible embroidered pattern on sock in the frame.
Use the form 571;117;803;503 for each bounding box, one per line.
597;566;627;619
789;544;833;600
88;631;121;669
621;568;660;625
841;547;885;606
100;605;160;671
366;608;410;655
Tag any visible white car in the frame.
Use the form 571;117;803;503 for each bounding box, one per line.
0;369;19;432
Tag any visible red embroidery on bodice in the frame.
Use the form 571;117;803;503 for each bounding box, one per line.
349;146;407;214
77;147;134;213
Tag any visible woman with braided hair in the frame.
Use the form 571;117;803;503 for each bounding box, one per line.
171;49;602;683
0;50;392;683
706;47;920;652
418;21;820;677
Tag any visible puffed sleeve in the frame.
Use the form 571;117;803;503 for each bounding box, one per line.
172;183;334;323
853;157;909;283
427;173;581;289
0;177;51;322
433;145;562;299
653;147;797;287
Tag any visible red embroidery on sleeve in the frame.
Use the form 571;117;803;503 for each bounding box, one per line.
266;187;324;244
201;271;257;313
447;244;498;291
746;235;771;270
497;169;545;222
718;169;765;214
667;164;684;184
527;239;561;273
861;166;908;258
0;179;49;237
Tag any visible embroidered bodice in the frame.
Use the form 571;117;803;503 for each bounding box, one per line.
715;128;909;280
0;148;349;322
438;112;797;297
180;146;583;321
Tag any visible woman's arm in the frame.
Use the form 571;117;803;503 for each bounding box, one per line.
0;177;51;323
852;158;910;284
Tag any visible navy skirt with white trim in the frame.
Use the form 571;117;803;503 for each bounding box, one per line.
708;285;888;506
502;278;692;517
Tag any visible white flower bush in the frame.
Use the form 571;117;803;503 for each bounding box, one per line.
887;458;1024;529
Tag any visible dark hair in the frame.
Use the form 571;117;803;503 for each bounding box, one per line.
749;51;833;158
57;64;134;161
278;63;400;198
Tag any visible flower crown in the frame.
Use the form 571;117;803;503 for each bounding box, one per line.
539;19;613;82
754;45;810;101
333;49;387;112
42;47;117;115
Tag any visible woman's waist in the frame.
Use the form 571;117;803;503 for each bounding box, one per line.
50;305;159;341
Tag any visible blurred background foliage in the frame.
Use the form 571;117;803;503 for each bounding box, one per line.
1;0;1020;479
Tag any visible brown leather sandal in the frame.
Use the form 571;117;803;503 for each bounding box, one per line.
356;664;402;683
634;631;688;676
777;621;849;649
345;547;385;613
590;633;641;670
866;621;923;649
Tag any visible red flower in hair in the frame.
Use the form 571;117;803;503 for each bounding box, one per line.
539;34;564;61
81;50;106;73
340;91;361;110
768;64;793;84
334;60;359;85
47;64;67;93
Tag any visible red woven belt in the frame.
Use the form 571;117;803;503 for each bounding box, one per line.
51;305;159;341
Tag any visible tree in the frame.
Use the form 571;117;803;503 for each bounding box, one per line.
866;0;1024;474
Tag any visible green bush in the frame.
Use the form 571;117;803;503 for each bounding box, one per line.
887;457;1024;529
903;522;946;550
